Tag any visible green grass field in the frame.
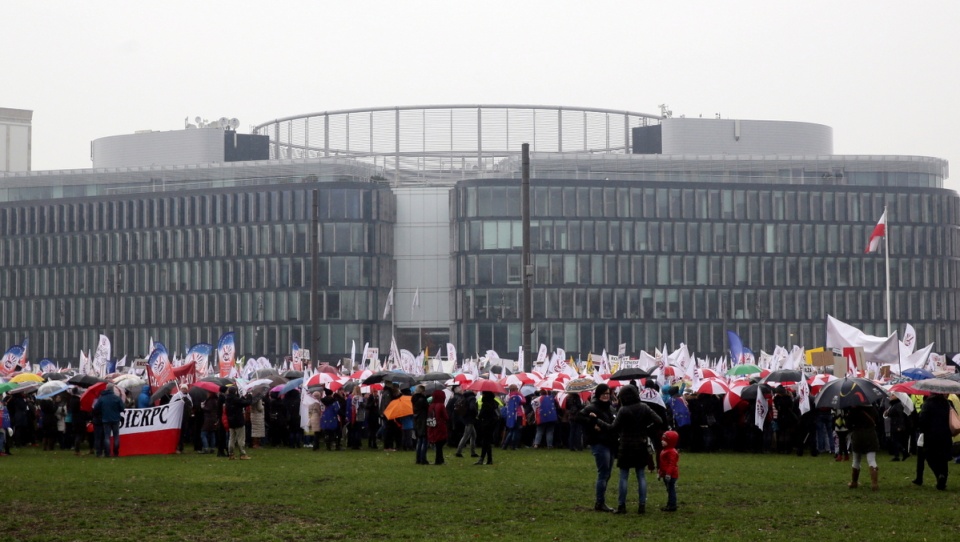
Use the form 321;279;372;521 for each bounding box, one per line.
1;445;957;541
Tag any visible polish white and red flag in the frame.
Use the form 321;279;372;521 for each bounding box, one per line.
118;397;184;456
865;210;887;253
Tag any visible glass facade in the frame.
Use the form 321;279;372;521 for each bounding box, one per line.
452;179;960;359
0;180;395;364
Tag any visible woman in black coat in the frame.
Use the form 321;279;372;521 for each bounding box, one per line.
575;384;619;512
918;393;954;490
604;385;663;514
474;391;499;466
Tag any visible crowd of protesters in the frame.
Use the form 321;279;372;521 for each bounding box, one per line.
2;378;957;495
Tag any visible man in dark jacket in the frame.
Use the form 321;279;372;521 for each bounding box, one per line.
225;387;253;459
575;384;619;512
93;385;125;458
455;390;479;458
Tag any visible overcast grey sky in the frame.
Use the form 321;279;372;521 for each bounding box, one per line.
3;1;958;190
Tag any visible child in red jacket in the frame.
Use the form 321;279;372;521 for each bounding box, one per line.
658;430;680;512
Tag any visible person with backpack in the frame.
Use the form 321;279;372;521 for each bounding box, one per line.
533;390;559;449
455;389;479;458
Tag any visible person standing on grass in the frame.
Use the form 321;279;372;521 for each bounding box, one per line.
658;430;680;512
532;390;559;449
225;387;253;460
883;394;911;462
455;389;479;458
365;389;381;450
844;405;881;491
0;397;10;456
577;383;618;513
475;391;500;465
320;388;342;451
412;385;430;464
308;392;323;451
249;397;266;449
501;385;525;450
917;392;954;490
93;385;125;458
602;385;663;515
427;389;449;465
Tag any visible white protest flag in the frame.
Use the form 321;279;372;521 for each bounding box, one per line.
382;287;394;319
825;315;899;365
411;287;420;317
754;389;768;429
900;323;917;355
797;376;811;416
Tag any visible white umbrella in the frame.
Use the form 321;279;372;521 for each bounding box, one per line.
36;380;71;399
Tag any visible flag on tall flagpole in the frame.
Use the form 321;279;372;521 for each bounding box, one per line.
865;210;887;253
382;286;394;319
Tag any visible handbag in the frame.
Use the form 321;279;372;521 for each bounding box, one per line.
426;415;437;428
949;407;960;438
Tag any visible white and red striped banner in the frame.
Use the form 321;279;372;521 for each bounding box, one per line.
118;398;184;456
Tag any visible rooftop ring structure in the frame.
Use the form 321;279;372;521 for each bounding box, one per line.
252;105;663;182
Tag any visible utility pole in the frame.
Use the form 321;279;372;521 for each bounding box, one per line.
312;189;320;365
521;143;532;373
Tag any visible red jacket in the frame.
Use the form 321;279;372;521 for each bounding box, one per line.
426;390;449;444
658;430;680;479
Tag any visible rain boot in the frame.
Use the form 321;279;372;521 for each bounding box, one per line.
870;466;879;491
848;467;860;489
614;504;627;515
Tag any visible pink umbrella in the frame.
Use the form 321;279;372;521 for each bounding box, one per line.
269;385;285;394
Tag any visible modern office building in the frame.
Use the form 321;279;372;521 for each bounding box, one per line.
0;107;32;172
0;105;955;365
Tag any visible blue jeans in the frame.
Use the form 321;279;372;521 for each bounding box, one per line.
102;421;120;457
534;422;555;448
202;431;216;450
590;444;613;505
568;421;583;450
663;477;677;508
618;467;648;507
415;435;429;464
503;426;522;450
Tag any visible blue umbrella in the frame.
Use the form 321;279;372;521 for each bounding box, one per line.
902;368;935;381
280;377;303;395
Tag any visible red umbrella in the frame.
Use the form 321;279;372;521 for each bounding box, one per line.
80;382;107;412
317;364;340;375
889;381;929;396
465;378;506;394
695;379;731;395
192;381;221;394
307;373;336;387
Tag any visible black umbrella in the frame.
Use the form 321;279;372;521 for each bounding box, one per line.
200;376;233;386
383;373;417;387
362;371;392;385
417;372;453;382
43;372;69;381
486;365;513;375
67;374;106;388
610;367;652;380
421;381;447;394
761;369;804;384
738;383;773;401
814;377;887;409
282;370;304;379
149;381;178;404
188;386;210;405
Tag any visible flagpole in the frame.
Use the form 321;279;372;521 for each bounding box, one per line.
883;205;891;337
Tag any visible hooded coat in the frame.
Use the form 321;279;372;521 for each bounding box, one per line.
93;387;125;424
608;385;663;469
575;384;617;450
658;430;680;479
427;390;450;443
